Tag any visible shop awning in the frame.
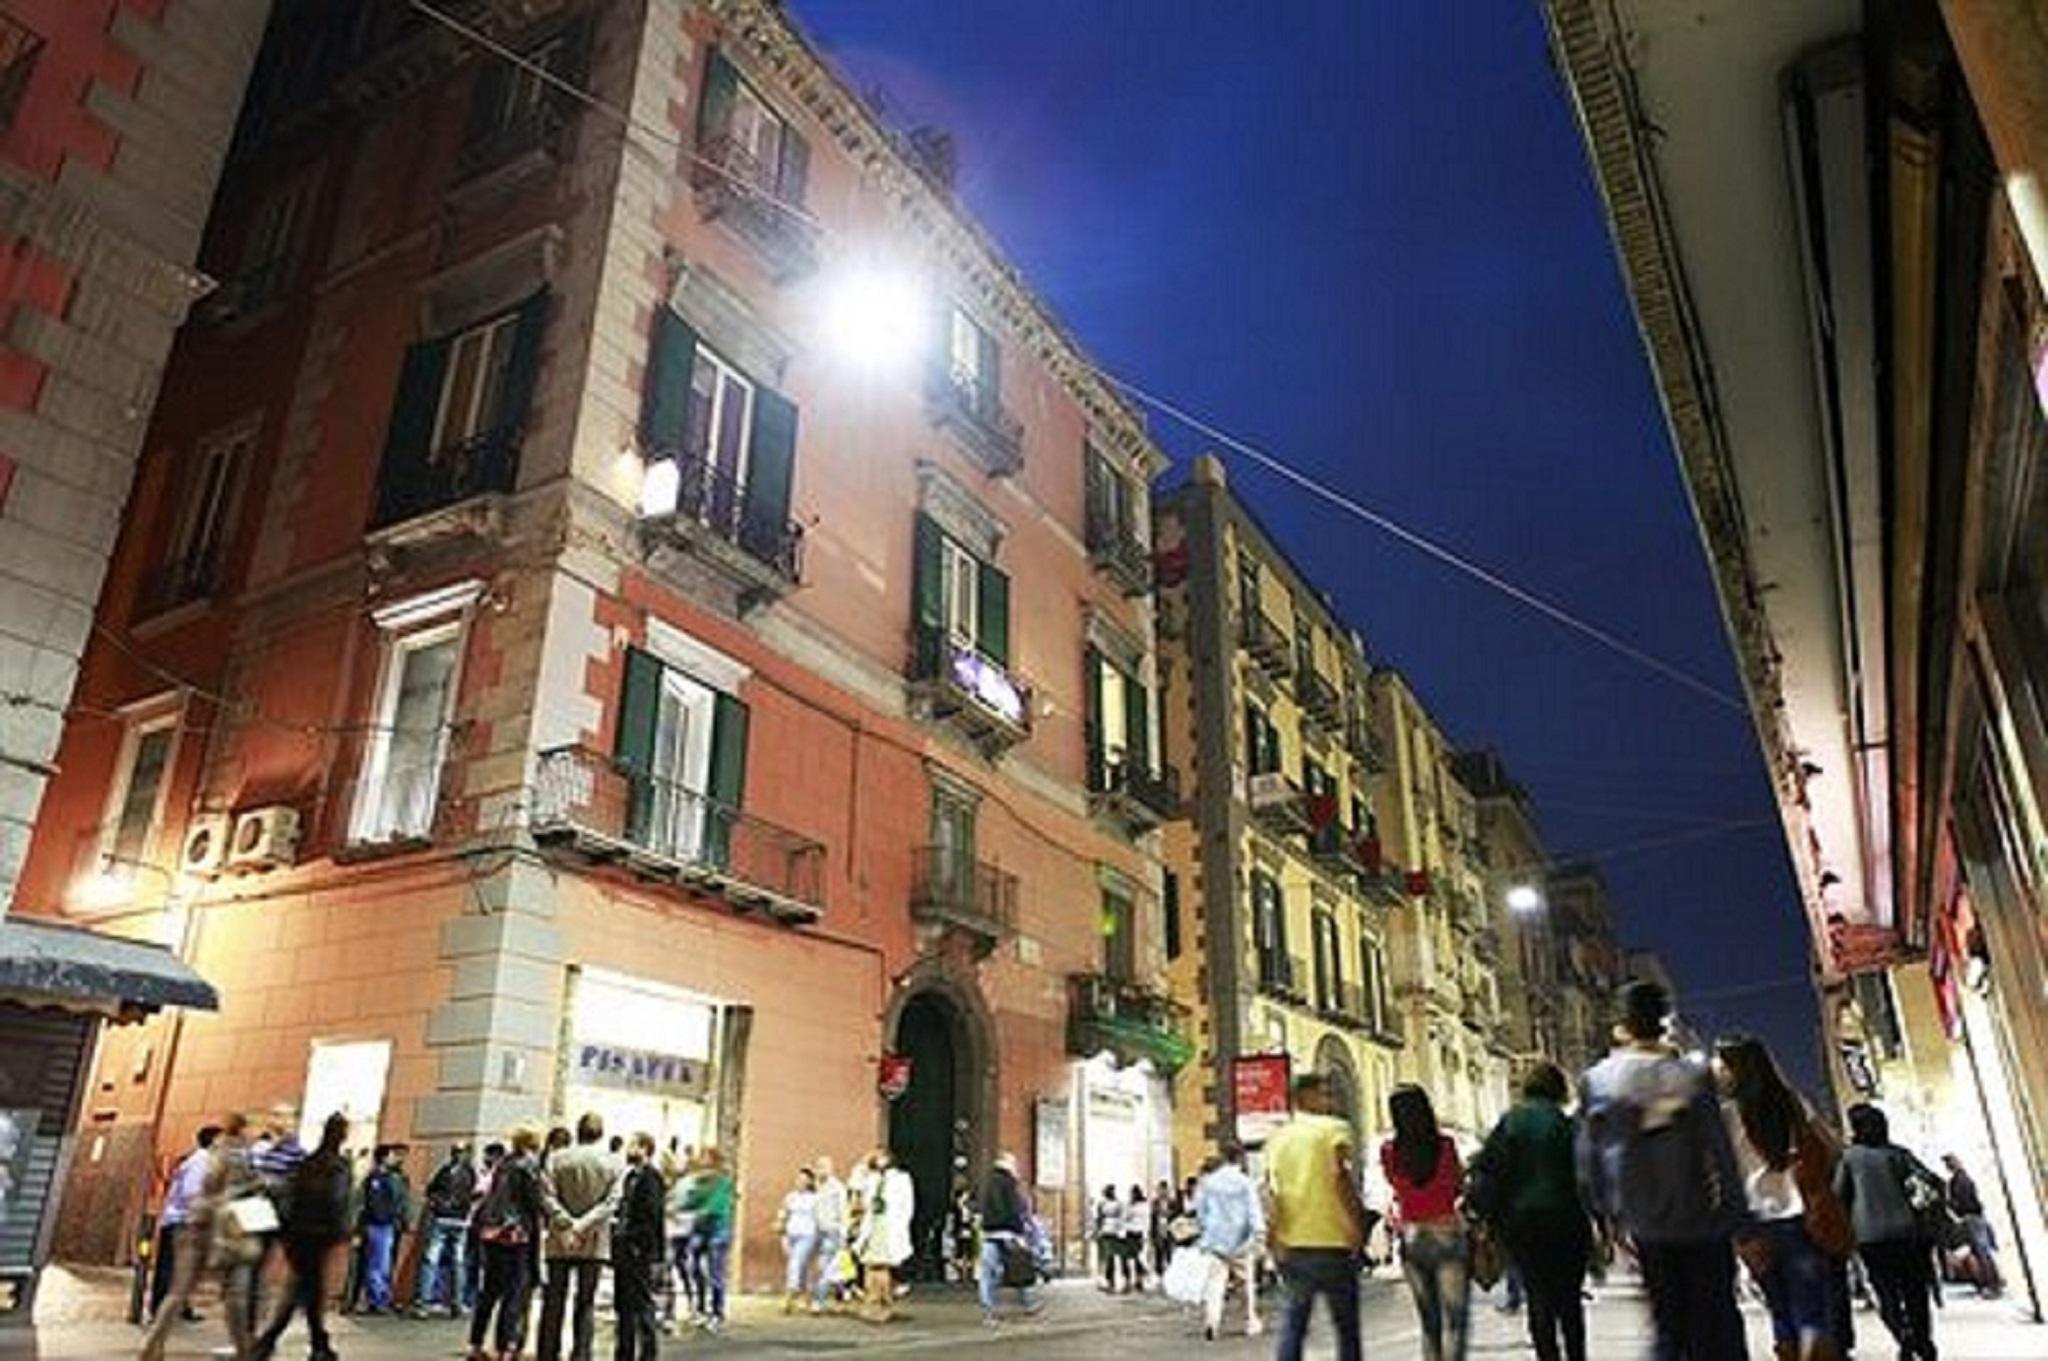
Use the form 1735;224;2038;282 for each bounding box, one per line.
0;916;217;1018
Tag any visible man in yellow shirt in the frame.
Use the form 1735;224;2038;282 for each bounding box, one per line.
1262;1073;1367;1361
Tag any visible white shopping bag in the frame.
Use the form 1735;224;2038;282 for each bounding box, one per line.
1162;1246;1209;1305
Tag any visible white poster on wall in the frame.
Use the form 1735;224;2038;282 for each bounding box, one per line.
300;1039;392;1161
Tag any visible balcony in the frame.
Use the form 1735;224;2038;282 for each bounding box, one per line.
1085;505;1152;597
452;98;571;207
1300;668;1344;730
924;363;1024;477
690;132;822;281
1066;974;1193;1075
530;745;824;922
910;628;1033;755
1345;713;1386;773
638;447;803;608
1089;755;1180;836
1248;770;1310;839
909;844;1018;955
1308;817;1353;875
1240;608;1294;678
369;425;519;538
0;17;43;132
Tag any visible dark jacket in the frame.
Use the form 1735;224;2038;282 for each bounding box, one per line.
615;1162;667;1263
476;1152;545;1244
285;1150;353;1245
979;1167;1027;1234
1481;1097;1589;1244
426;1158;478;1221
359;1166;410;1229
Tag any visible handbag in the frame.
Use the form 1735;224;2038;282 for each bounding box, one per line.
1468;1223;1503;1291
1161;1246;1210;1305
999;1237;1039;1288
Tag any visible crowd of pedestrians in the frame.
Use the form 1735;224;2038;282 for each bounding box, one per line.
129;978;2006;1359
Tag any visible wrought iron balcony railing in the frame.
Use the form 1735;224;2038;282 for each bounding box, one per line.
370;425;521;531
1300;668;1344;729
910;627;1033;753
1240;608;1293;677
1088;753;1180;833
639;446;804;590
458;96;570;183
1248;770;1310;839
690;132;822;281
1066;973;1193;1074
909;844;1018;944
1084;503;1152;596
924;362;1024;477
1345;712;1386;772
531;745;825;921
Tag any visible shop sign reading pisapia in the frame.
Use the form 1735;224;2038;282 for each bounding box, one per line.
574;1042;711;1099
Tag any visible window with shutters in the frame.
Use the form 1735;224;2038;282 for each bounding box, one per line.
612;644;751;871
459;25;582;180
1244;702;1280;777
1101;887;1136;983
216;173;316;318
1084;445;1151;593
142;420;254;618
1164;869;1182;962
925;303;1022;475
941;537;979;646
909;512;1029;745
690;47;818;279
1312;908;1343;1015
1254;872;1289;993
98;705;179;878
373;293;546;530
351;618;463;845
638;311;803;588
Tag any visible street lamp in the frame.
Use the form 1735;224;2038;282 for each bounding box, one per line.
1505;883;1545;916
820;266;928;374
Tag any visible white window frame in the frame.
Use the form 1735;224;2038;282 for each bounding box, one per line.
350;583;480;845
726;77;787;188
167;419;256;586
648;667;717;861
1097;653;1130;769
941;536;979;647
93;697;184;889
431;311;521;456
688;342;756;486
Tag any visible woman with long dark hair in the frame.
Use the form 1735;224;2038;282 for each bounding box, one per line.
253;1113;351;1361
1476;1063;1591;1361
1381;1085;1469;1361
1715;1035;1849;1361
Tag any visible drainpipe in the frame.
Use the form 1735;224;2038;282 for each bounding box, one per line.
1941;1;2048;298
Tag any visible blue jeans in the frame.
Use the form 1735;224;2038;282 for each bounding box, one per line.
419;1218;468;1310
785;1230;819;1294
1754;1218;1835;1347
696;1226;730;1320
979;1233;1037;1314
1401;1224;1471;1361
362;1223;397;1311
1276;1248;1362;1361
812;1230;844;1305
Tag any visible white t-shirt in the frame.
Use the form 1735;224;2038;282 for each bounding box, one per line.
813;1177;848;1235
782;1188;819;1239
1723;1104;1805;1221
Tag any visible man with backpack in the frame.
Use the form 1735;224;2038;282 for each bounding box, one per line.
1579;979;1748;1360
356;1144;413;1315
416;1144;478;1317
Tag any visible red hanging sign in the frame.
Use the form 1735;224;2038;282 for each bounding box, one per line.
877;1054;913;1101
1232;1053;1291;1146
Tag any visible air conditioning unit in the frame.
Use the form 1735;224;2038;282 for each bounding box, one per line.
179;813;232;878
228;806;300;872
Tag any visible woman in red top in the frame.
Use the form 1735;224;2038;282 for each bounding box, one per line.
1381;1086;1470;1361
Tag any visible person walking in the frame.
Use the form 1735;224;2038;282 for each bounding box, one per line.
1942;1154;2003;1297
1092;1183;1125;1291
1194;1144;1265;1342
247;1106;305;1335
682;1146;736;1332
778;1166;821;1313
1383;1086;1469;1361
147;1125;220;1326
1150;1179;1179;1282
253;1112;352;1361
663;1149;700;1326
1121;1185;1150;1292
856;1150;915;1323
139;1113;251;1361
1476;1063;1591;1361
466;1141;504;1314
1836;1104;1940;1361
614;1132;667;1361
1579;979;1748;1361
977;1151;1040;1324
417;1143;478;1318
1715;1035;1850;1361
538;1112;622;1361
209;1113;270;1359
810;1155;849;1313
470;1124;546;1361
1264;1072;1369;1361
356;1144;411;1315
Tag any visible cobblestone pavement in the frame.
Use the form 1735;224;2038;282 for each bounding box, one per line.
3;1264;2040;1358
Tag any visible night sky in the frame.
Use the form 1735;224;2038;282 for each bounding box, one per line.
793;0;1822;1091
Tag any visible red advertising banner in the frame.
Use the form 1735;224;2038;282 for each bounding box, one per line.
1233;1053;1291;1146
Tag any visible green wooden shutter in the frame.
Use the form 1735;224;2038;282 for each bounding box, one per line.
494;291;548;440
976;560;1009;665
1244;701;1260;777
615;646;665;844
1083;445;1110;544
776;127;810;205
912;513;943;676
1084;646;1104;789
742;386;798;564
641;309;699;454
698;49;738;142
1124;672;1149;775
703;691;750;869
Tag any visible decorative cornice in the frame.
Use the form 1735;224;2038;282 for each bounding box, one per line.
705;0;1166;477
916;460;1006;559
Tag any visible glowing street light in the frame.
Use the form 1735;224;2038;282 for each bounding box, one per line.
1505;884;1545;916
821;267;928;374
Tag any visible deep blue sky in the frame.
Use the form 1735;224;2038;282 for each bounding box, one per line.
794;0;1821;1090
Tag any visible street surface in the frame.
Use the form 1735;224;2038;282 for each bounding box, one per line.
3;1266;2041;1359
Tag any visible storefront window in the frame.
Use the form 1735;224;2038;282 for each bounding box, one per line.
561;968;720;1155
299;1039;391;1162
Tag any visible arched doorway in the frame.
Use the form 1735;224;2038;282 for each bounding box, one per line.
1315;1034;1362;1149
887;988;982;1281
